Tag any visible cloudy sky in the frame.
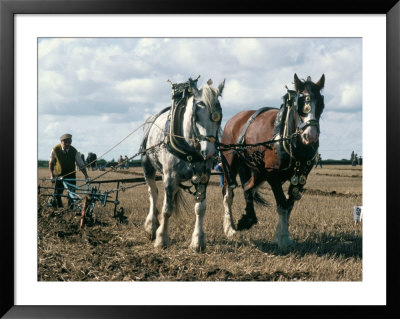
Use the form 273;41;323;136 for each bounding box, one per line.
38;37;362;161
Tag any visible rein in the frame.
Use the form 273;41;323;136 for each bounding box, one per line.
215;131;300;152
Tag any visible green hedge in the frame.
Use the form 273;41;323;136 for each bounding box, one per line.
320;159;353;165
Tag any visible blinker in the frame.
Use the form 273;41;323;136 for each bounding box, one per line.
211;111;221;122
200;174;209;184
303;103;311;113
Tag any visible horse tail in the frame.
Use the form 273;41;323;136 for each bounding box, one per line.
253;190;270;207
173;188;190;217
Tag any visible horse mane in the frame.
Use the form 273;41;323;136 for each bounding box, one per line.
303;79;319;92
200;84;219;109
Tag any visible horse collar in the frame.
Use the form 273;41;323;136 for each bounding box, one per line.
165;87;217;163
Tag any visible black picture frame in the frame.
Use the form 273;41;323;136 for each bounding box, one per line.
1;0;399;318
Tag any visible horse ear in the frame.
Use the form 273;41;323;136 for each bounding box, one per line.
316;74;325;90
294;73;304;92
217;79;225;96
189;78;200;97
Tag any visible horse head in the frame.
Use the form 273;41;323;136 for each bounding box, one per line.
186;78;225;160
293;73;325;146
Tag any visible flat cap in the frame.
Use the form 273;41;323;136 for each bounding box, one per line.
60;133;72;141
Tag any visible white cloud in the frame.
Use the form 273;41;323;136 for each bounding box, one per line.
341;83;361;107
38;37;362;160
38;38;77;59
134;38;161;57
39;70;64;90
230;39;264;67
318;111;362;160
116;78;155;93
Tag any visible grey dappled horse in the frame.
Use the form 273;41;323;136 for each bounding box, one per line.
141;77;225;251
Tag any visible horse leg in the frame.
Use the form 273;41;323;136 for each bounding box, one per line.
223;186;236;237
190;199;206;252
236;164;258;230
237;187;258;230
142;154;160;240
154;179;175;249
270;180;294;249
144;176;159;240
222;156;239;237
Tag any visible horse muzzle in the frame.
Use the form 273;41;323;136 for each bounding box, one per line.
301;125;319;145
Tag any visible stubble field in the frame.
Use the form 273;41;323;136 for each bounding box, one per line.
37;165;362;281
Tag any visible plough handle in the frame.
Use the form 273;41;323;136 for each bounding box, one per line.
101;191;109;207
113;181;120;217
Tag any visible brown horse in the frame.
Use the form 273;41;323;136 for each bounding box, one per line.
220;74;325;249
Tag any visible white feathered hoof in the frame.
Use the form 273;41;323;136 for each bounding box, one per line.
154;230;169;249
224;225;236;238
223;215;237;238
144;222;158;241
190;234;206;252
154;237;168;249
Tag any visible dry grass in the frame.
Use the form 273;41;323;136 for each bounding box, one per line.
37;165;362;281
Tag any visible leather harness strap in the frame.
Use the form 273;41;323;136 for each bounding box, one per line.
236;107;276;145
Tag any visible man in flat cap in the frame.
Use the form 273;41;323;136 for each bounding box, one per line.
49;133;89;208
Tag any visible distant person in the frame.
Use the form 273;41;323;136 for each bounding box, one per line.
358;156;362;165
87;152;97;170
351;150;356;166
124;155;129;169
214;162;224;187
118;155;124;169
49;133;89;208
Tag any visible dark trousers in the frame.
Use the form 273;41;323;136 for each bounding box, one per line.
54;174;76;207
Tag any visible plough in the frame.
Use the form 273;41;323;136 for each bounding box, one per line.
38;171;222;228
38;175;162;228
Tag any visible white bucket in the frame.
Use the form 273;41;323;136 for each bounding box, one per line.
353;206;363;222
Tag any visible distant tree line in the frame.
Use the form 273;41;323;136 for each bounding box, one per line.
321;159;352;165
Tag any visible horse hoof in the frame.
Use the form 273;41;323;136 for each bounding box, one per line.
144;221;159;241
275;237;294;250
154;240;168;249
190;242;206;253
226;228;236;238
237;215;258;231
154;234;169;249
145;227;157;241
